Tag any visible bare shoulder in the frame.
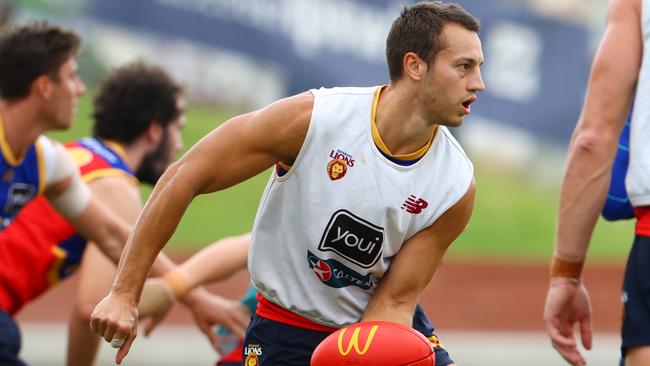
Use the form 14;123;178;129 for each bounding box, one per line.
247;91;314;161
253;92;314;135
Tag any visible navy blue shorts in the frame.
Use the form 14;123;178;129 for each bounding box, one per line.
621;235;650;361
0;309;26;366
241;304;454;366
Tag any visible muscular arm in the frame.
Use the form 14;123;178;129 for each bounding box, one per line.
362;181;475;325
106;92;312;308
554;0;641;262
543;2;642;364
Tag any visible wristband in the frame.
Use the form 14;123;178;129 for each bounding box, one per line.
162;270;191;300
550;257;584;279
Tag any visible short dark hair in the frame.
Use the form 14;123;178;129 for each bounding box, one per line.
386;1;480;82
92;61;183;144
0;21;81;100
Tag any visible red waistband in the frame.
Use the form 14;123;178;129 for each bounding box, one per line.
255;293;338;333
635;207;650;236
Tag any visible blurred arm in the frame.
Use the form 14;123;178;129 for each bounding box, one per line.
137;233;250;329
174;233;250;290
137;233;251;344
362;181;475;325
554;0;641;264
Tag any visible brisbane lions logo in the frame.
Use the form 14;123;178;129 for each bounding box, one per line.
245;354;258;366
327;149;355;181
327;158;348;180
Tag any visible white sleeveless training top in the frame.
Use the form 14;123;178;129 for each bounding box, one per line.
628;0;650;206
248;86;474;327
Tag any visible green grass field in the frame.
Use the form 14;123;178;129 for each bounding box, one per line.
48;94;634;263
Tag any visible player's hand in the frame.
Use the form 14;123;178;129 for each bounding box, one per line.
90;291;138;365
544;277;592;366
181;289;251;351
138;278;175;336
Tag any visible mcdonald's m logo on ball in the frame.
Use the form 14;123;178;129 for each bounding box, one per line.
337;325;379;356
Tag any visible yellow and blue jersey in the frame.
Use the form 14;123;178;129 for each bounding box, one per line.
0;116;46;229
0;138;136;314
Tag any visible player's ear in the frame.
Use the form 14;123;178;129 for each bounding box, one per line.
403;52;427;81
32;75;54;99
146;122;164;145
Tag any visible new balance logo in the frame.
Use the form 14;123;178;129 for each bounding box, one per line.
401;195;428;214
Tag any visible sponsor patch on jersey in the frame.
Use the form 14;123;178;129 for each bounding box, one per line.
327;149;355;180
308;251;375;290
318;209;384;268
4;183;36;214
244;344;262;366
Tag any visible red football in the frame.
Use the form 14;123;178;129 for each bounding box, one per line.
311;321;435;366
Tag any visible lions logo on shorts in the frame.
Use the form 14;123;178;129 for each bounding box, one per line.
245;353;258;366
327;158;348;180
244;344;262;365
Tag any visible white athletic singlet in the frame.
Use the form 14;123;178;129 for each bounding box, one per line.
628;0;650;206
248;86;474;327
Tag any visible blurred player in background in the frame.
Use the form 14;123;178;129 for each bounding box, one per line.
63;59;190;366
91;2;482;365
543;0;650;365
0;21;140;366
62;61;248;366
0;59;249;366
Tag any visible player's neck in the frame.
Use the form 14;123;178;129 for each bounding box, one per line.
118;138;152;173
374;84;438;156
0;100;46;160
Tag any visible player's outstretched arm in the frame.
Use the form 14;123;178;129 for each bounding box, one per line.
138;233;251;342
362;180;475;326
545;1;641;365
144;232;250;299
90;92;313;364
